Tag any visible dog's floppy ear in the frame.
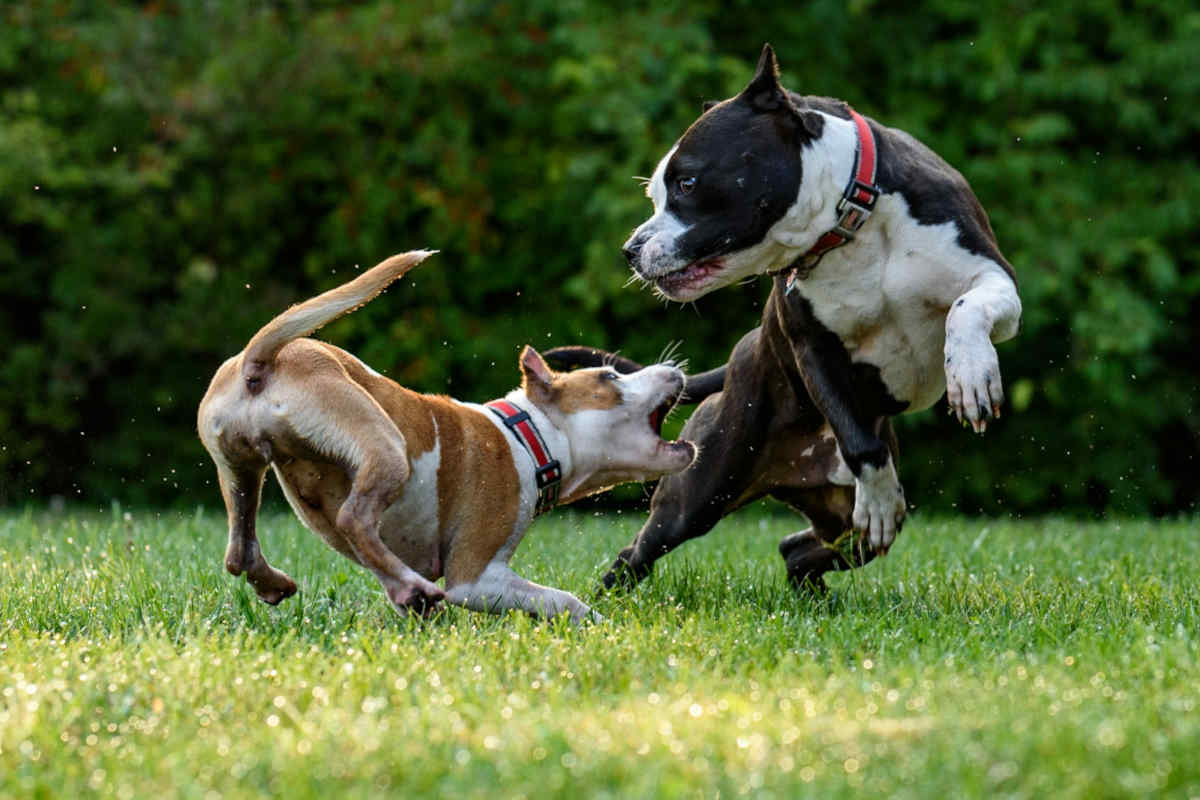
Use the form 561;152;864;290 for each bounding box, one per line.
738;44;823;139
520;346;556;403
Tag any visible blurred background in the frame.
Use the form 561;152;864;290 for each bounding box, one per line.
1;0;1197;515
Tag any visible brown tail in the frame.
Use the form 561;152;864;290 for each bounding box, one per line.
241;250;435;390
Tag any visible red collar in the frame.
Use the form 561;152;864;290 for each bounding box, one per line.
485;399;562;516
784;108;880;293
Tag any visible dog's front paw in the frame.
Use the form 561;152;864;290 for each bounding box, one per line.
852;462;906;553
387;579;446;617
598;546;651;593
945;334;1004;433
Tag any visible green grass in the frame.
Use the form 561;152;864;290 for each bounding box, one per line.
2;505;1198;799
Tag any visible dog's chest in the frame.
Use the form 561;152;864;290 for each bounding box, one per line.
787;207;981;411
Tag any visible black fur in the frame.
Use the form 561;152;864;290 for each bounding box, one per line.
592;288;898;592
598;44;1011;592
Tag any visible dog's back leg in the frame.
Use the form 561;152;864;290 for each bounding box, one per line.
214;457;298;605
775;419;899;590
335;457;445;615
776;487;872;592
278;366;445;616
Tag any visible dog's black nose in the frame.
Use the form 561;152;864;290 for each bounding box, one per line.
622;238;643;266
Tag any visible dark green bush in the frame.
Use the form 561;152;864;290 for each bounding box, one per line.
2;1;1196;514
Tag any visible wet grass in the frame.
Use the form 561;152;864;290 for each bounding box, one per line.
2;506;1199;798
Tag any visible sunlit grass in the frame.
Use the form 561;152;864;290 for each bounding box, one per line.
2;506;1199;798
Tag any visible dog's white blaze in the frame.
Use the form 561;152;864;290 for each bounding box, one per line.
647;143;677;207
630;145;696;278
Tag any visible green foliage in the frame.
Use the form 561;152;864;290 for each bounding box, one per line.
3;508;1200;796
1;1;1197;512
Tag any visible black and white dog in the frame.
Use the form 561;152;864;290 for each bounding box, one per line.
546;44;1021;591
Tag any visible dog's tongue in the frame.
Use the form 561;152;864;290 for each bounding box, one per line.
649;408;663;434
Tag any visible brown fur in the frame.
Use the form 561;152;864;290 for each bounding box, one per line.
199;251;691;621
435;398;521;586
553;372;623;413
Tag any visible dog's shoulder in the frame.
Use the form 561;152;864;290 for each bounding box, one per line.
873;124;1014;280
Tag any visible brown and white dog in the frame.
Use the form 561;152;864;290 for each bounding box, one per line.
197;251;695;623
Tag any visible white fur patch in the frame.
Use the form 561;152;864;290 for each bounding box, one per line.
821;429;856;486
444;561;599;623
852;460;905;550
377;425;441;563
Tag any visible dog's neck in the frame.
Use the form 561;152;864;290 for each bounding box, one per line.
771;112;867;255
494;389;638;509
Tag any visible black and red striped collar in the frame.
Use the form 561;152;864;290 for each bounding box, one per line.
783;108;880;293
484;399;562;516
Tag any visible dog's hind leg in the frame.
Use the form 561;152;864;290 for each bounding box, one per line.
335;460;445;616
776;487;875;593
775;419;898;591
282;367;445;616
215;458;298;605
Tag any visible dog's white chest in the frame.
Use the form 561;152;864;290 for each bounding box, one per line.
790;202;994;411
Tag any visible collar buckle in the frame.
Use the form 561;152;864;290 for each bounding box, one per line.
833;180;879;239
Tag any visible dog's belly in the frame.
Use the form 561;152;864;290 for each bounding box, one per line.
377;440;443;579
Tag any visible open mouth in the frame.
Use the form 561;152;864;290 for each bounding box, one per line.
647;385;696;460
648;393;677;437
654;258;726;296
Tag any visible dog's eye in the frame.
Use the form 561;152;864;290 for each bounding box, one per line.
602;370;620;382
676;176;696;195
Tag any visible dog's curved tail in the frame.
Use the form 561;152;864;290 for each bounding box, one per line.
542;345;726;404
241;250;435;391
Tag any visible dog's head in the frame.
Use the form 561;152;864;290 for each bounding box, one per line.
623;44;826;301
517;346;696;503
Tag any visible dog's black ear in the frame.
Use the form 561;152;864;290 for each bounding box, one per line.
739;43;823;139
701;99;720;113
519;346;555;403
740;43;788;113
